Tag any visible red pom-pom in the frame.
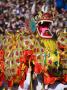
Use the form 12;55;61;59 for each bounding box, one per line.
23;50;33;57
17;68;21;76
34;63;42;74
0;50;4;55
20;57;26;63
0;81;3;87
29;55;37;62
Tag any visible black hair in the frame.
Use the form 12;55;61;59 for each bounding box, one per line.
30;62;35;76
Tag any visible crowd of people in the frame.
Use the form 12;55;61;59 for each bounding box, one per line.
0;0;34;34
0;0;67;35
0;0;48;34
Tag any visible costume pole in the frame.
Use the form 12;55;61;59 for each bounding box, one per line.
29;61;32;90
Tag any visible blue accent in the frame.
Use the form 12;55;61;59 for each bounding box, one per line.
30;18;36;32
56;0;67;11
44;53;46;64
64;4;67;10
54;61;58;66
56;0;64;8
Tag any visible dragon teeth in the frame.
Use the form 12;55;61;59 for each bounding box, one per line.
41;20;44;24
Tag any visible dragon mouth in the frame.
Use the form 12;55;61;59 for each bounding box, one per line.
37;20;53;38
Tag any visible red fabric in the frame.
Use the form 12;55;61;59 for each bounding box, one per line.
57;42;65;50
23;50;33;57
17;64;27;76
29;55;37;62
0;49;5;87
0;72;5;80
19;74;26;88
0;61;4;72
0;72;5;86
17;68;21;76
20;50;37;64
34;63;42;74
8;80;13;87
44;75;57;84
19;67;28;88
63;74;67;83
17;63;28;87
20;57;26;63
0;49;4;59
0;81;3;87
0;75;4;82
